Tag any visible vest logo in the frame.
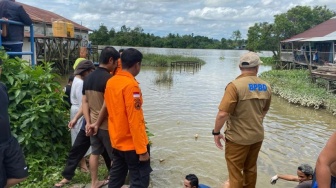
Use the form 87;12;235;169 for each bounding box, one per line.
248;83;267;91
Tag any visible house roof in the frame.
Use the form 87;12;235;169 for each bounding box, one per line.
19;2;91;31
282;17;336;42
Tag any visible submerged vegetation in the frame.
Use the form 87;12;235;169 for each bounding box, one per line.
260;69;336;114
155;71;173;85
142;53;206;67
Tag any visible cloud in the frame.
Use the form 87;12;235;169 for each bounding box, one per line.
18;0;336;40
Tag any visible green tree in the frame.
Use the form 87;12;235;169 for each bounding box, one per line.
231;30;242;48
89;24;110;45
247;5;335;57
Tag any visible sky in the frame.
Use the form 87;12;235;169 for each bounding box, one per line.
19;0;336;40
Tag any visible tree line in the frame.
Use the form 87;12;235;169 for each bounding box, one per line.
89;24;244;49
89;5;335;56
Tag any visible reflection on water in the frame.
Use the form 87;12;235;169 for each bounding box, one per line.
61;48;335;187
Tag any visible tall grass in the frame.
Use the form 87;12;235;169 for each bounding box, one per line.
142;54;206;67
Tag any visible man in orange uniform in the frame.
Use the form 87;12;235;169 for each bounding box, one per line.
104;48;152;188
213;52;272;188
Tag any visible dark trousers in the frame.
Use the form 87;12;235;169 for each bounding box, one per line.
2;44;23;58
108;145;152;188
62;129;111;180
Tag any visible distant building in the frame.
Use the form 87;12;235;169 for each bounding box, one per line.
18;2;91;63
280;16;336;65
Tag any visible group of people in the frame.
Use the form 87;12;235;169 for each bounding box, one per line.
54;47;151;188
212;51;336;188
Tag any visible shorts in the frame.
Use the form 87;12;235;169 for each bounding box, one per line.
90;129;113;160
0;137;28;187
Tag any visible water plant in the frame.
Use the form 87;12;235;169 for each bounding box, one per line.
260;69;336;114
142;53;206;67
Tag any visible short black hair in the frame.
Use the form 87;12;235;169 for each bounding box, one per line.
298;164;314;177
119;48;124;53
121;48;143;69
68;74;74;82
185;174;198;187
99;47;120;65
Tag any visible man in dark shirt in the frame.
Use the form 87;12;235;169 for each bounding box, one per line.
0;0;32;58
0;64;28;187
82;46;120;188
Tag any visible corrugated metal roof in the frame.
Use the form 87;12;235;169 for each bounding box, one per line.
19;2;91;31
282;17;336;42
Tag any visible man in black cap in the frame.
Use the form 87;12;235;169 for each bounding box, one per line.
0;60;28;187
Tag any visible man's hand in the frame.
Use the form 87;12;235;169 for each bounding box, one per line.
86;123;98;136
68;118;78;129
270;175;278;184
139;152;150;162
214;134;225;150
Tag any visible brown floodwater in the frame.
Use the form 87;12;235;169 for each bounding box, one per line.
62;48;336;188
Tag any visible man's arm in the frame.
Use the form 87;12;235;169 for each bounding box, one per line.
213;110;229;150
277;174;299;182
68;105;83;129
82;95;91;126
213;83;237;150
126;86;148;157
1;18;7;37
316;132;336;188
88;102;108;135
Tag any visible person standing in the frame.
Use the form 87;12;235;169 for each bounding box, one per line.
0;62;28;187
213;52;272;188
0;0;32;58
104;48;152;188
82;46;119;188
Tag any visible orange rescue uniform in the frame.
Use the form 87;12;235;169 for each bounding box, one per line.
104;70;148;154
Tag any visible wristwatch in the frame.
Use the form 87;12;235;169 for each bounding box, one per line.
212;129;220;136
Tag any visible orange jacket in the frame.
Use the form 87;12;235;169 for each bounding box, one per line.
104;70;148;154
111;58;122;75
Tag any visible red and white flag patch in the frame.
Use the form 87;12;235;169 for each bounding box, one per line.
133;92;140;98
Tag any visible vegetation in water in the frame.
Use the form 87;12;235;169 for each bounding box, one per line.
142;53;205;67
260;69;336;114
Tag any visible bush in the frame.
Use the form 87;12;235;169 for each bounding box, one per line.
0;50;70;185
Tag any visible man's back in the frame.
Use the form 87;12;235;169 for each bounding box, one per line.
0;0;32;42
82;67;111;129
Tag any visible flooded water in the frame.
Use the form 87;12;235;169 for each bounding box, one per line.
63;48;336;188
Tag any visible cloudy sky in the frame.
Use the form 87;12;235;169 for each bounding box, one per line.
19;0;336;40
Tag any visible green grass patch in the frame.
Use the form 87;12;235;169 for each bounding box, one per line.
142;53;206;67
260;69;336;114
260;57;275;66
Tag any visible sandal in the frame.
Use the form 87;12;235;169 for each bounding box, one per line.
97;179;109;188
53;179;70;188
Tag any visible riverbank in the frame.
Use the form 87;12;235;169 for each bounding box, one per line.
260;69;336;115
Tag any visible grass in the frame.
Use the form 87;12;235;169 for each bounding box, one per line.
155;71;173;85
260;56;275;66
260;69;336;114
142;53;206;67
